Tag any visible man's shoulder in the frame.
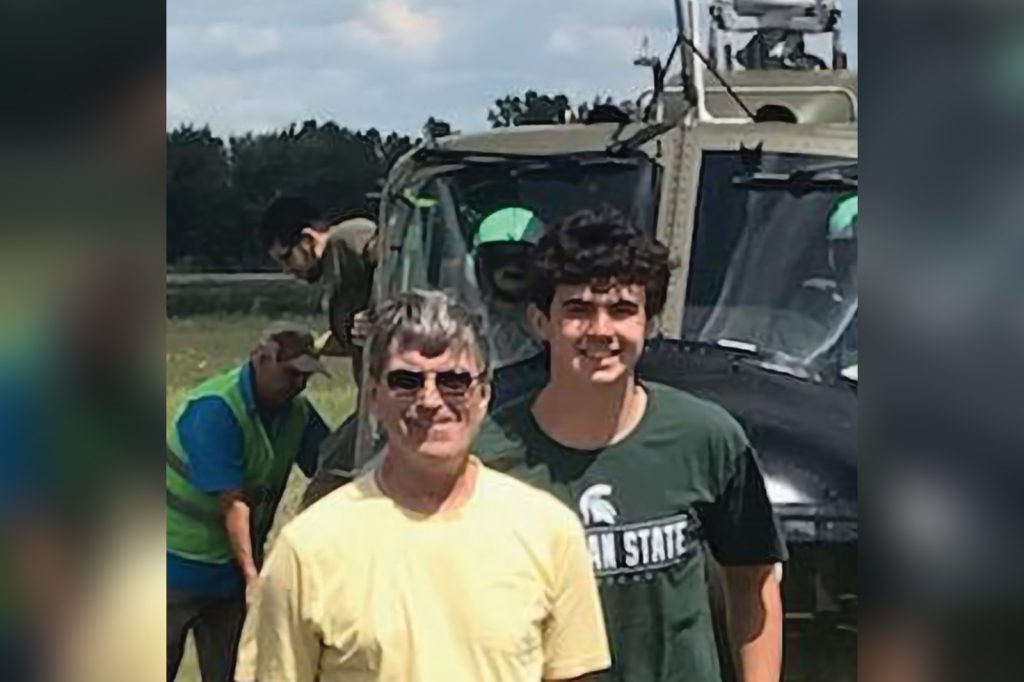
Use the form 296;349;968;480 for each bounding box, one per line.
276;475;378;550
645;381;748;445
327;217;377;251
175;394;241;437
330;216;377;232
474;393;534;463
180;391;234;413
476;465;579;529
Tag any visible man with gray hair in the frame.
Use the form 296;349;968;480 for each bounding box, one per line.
236;289;611;682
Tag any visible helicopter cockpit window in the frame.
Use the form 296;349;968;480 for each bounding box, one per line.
381;155;659;373
682;150;858;381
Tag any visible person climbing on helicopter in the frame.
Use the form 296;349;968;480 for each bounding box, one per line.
259;196;378;509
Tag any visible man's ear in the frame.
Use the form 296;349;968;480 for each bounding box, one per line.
645;316;659;339
478;380;492;413
365;380;380;417
526;303;550;342
251;341;276;367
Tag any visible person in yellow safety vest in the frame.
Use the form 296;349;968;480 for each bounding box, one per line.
166;322;331;682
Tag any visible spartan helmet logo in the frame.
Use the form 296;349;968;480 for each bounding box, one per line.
579;484;618;526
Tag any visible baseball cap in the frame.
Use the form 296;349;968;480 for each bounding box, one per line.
827;193;857;241
259;321;331;377
474;206;545;247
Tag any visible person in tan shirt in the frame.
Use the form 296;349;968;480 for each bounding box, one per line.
260;196;378;506
236;289;610;682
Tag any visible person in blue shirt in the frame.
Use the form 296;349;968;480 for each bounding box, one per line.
166;322;330;682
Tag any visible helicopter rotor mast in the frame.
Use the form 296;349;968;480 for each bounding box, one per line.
708;0;847;72
653;0;850;124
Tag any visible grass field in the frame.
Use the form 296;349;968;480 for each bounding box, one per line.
168;315;357;682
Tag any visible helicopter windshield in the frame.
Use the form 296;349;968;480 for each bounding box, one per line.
379;152;659;370
682;150;858;380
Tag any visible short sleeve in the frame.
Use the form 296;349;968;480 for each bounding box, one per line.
297;409;330;478
176;397;244;493
325;221;376;349
704;446;788;565
541;509;612;680
236;533;321;682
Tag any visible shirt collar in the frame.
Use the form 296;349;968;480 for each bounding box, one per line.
240;361;295;423
239;361;259;414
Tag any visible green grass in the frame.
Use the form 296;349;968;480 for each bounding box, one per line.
166;275;321;317
168;314;357;682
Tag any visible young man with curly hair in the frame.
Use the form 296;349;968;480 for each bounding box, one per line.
475;209;787;682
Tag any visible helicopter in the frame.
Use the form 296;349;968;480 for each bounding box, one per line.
357;0;857;679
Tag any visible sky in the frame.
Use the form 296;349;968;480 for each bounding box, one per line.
168;0;858;138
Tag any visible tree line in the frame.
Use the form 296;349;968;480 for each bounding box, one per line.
167;91;638;271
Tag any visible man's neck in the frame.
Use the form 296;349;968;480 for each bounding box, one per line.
310;228;330;259
532;374;647;450
377;449;477;515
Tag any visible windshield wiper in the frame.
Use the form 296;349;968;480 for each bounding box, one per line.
672;337;819;381
732;161;858;195
606;120;677;156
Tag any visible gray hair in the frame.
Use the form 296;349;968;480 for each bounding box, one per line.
366;289;491;381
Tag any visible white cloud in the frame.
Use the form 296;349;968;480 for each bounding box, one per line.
167;23;282;58
167;0;857;136
335;0;444;60
167;68;370;135
167;26;195;54
191;76;248;101
166;90;193;122
206;23;282;57
547;24;655;61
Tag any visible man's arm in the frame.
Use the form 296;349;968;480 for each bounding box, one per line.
316;331;355;358
722;564;784;682
703;440;788;682
236;534;320;682
219;490;259;602
176;397;253;592
296;409;331;479
318;309;370;358
541;507;612;681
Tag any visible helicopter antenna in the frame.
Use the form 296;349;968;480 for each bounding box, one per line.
421;119;438;149
679;16;757;119
633;35;667;122
672;0;691;93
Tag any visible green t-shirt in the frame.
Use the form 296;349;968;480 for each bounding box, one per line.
473;381;788;682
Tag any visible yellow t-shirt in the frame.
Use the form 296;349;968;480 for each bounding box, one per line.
236;458;610;682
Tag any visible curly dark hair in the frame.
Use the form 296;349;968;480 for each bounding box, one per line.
528;209;671;317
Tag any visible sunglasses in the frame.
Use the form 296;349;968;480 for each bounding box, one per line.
270;239;303;263
384;369;484;399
